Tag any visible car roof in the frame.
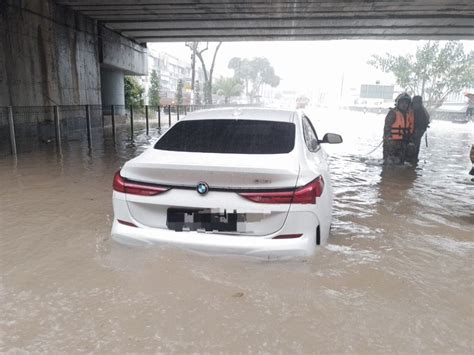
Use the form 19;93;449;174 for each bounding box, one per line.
182;107;297;123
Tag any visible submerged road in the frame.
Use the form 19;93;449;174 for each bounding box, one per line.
1;108;473;352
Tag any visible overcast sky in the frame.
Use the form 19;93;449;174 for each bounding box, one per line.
149;40;474;95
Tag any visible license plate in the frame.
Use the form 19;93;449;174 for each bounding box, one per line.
167;208;238;232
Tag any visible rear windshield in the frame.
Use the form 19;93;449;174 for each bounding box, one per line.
154;119;295;154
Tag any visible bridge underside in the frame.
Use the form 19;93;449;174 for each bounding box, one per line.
56;0;474;42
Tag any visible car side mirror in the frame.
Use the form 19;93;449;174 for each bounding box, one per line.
319;133;343;144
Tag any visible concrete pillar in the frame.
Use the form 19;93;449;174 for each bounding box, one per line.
100;69;124;107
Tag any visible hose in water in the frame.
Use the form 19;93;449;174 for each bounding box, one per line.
364;140;384;155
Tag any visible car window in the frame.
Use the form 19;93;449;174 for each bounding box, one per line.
154;119;295;154
302;116;319;152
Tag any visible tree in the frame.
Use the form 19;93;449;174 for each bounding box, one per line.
228;57;280;103
148;69;160;107
186;42;222;104
194;80;202;105
213;76;242;103
175;79;183;105
368;41;474;110
124;76;144;107
228;57;252;96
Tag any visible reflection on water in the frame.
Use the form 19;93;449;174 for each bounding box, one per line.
0;109;473;352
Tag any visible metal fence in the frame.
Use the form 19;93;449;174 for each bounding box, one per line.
0;107;10;154
0;103;261;156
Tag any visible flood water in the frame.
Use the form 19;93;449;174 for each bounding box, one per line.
1;108;473;353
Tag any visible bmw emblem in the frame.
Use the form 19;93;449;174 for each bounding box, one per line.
196;182;209;195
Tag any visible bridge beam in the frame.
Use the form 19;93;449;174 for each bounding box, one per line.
55;0;474;41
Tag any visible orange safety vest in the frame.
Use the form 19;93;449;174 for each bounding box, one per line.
390;109;414;140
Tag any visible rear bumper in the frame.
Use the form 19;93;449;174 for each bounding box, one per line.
111;211;319;258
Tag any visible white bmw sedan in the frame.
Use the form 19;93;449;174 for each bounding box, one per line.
112;108;342;257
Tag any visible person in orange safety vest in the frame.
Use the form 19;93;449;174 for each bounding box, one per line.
383;92;415;165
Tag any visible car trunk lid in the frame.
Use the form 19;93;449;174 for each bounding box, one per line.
120;149;300;236
122;149;299;189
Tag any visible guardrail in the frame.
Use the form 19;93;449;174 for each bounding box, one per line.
0;103;260;156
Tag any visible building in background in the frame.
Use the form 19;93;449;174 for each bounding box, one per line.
141;48;204;106
432;89;474;122
355;83;395;108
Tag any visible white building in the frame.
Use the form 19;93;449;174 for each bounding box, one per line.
142;48;204;105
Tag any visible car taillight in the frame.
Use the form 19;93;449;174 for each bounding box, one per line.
239;176;323;204
292;176;324;204
113;170;169;196
238;190;294;204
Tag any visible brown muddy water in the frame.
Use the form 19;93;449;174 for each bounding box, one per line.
1;109;473;353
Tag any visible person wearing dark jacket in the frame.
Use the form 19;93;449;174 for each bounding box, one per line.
409;95;430;164
383;93;414;165
470;145;474;178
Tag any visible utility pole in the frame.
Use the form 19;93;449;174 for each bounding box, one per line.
186;42;197;91
191;44;196;91
339;72;345;101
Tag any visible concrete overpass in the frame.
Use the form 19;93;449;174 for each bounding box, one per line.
56;0;474;42
1;0;473;108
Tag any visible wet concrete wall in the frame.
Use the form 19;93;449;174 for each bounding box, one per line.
0;0;148;108
0;0;101;107
0;0;148;151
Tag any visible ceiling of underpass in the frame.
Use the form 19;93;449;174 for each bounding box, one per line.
56;0;474;43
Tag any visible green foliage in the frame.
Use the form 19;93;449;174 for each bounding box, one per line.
175;79;184;105
368;41;474;110
124;76;144;108
148;69;160;107
213;76;242;103
228;57;280;102
228;57;252;96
